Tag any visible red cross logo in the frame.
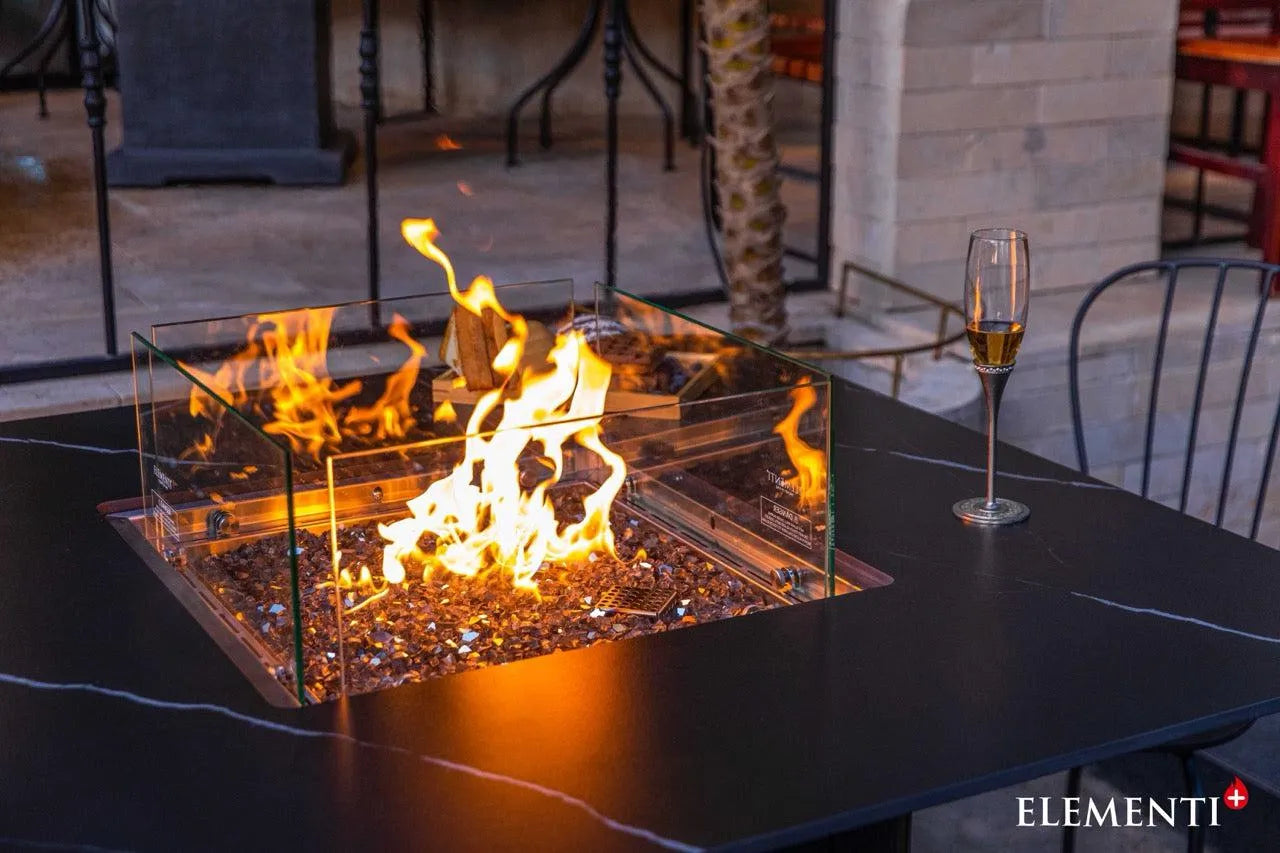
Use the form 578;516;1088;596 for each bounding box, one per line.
1224;777;1249;811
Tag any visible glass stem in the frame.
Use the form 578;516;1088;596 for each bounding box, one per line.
977;367;1012;510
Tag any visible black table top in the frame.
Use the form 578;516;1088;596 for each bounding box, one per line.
2;382;1279;852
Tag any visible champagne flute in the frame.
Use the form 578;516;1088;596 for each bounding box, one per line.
953;228;1031;526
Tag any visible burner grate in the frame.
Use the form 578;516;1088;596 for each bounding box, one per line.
597;585;677;618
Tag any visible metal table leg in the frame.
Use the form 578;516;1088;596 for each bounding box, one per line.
505;0;685;167
506;0;603;166
0;0;71;118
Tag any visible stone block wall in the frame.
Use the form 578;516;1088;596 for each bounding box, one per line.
833;0;1179;304
831;1;1280;548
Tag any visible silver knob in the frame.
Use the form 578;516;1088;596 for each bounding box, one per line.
206;509;239;539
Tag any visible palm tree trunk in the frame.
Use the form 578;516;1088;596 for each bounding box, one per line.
702;0;787;341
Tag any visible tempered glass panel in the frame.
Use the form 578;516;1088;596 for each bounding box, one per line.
126;280;848;704
132;333;304;703
316;385;833;699
613;384;835;590
150;281;581;352
600;284;830;379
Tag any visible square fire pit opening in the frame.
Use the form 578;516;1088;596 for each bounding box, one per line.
114;279;888;706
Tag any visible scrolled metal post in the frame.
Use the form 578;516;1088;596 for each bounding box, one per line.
360;0;382;325
818;0;836;290
678;0;696;141
603;0;623;287
79;0;117;356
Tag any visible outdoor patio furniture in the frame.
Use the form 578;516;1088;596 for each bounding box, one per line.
1070;257;1280;512
1181;0;1280;39
1171;2;1280;249
769;10;823;84
1171;37;1280;267
105;0;352;186
357;0;702;312
504;0;696;169
0;0;112;118
1063;256;1280;853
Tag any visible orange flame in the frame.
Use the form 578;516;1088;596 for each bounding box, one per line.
379;219;627;593
254;309;362;458
180;310;425;459
435;134;462;151
343;314;426;442
433;399;457;423
183;343;255;418
772;377;826;511
180;432;215;461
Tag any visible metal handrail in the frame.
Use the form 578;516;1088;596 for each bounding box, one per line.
782;260;967;399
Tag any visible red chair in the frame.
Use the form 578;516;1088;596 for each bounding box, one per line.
1170;3;1280;277
1180;0;1279;39
769;12;823;84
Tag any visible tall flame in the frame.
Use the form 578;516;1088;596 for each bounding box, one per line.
380;219;626;592
772;377;826;511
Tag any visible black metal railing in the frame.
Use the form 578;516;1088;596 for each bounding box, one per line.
783;261;967;400
0;0;838;386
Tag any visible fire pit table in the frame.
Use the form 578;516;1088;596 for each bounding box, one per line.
3;357;1280;848
113;212;874;706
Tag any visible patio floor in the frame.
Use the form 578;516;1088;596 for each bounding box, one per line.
0;87;820;416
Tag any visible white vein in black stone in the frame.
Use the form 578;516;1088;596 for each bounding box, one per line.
0;435;249;468
1068;592;1280;645
836;444;1114;490
0;671;702;852
0;436;136;456
994;573;1280;647
0;836;135;853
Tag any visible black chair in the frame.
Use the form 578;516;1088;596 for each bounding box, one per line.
1065;257;1280;853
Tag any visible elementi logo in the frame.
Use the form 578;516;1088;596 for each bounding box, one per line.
1017;776;1250;830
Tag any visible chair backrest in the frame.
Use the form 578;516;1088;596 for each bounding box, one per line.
1180;1;1280;38
1069;258;1280;542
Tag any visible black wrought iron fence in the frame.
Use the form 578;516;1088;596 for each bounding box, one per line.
0;0;838;387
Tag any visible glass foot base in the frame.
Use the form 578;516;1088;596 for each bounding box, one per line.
952;497;1030;526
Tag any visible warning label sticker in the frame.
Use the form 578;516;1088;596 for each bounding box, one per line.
152;490;178;540
759;496;812;549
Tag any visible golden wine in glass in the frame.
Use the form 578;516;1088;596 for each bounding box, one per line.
953;229;1031;526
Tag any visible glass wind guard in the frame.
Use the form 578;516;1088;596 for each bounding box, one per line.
123;279;857;705
320;380;833;700
132;332;304;704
